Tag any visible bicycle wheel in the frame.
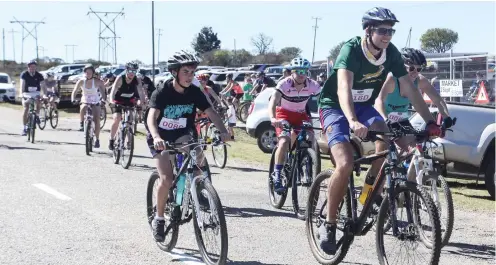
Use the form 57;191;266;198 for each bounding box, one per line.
422;174;454;247
375;181;441;265
100;106;107;129
192;179;228;265
85;120;92;155
133;109;138;135
50;108;59;129
238;101;251;123
38;107;47;130
305;169;352;265
146;171;179;251
30;114;36;143
112;129;121;164
211;142;227;169
292;148;319;220
268;146;288;209
120;127;134;169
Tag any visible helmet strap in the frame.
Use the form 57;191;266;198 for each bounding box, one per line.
367;33;382;54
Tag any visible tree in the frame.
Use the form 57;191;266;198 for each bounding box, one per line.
420;28;459;53
213;50;232;66
191;26;221;55
251;33;273;55
329;41;346;63
232;49;253;67
279;47;302;61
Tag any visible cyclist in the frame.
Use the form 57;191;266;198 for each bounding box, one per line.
44;72;59;113
20;60;46;136
269;57;321;193
220;73;244;109
242;75;254;102
375;48;452;179
250;71;276;95
104;73;116;96
276;66;292;83
197;73;224;108
71;65;107;148
145;50;230;242
317;7;442;255
108;61;146;150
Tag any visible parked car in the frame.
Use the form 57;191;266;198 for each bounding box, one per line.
409;102;496;198
245;87;375;161
0;72;16;102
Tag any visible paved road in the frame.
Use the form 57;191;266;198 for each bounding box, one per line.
0;105;494;265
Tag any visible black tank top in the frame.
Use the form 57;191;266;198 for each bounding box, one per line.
115;76;138;101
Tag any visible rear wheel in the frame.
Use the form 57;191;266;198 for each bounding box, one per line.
100;106;107;129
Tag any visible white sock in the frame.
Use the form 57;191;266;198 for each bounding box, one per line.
155;214;164;221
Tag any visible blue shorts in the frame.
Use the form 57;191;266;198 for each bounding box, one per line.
319;104;384;148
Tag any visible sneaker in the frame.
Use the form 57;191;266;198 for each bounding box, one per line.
151;218;166;242
108;139;114;150
318;223;337;255
94;139;100;148
21;128;27;136
79;122;84;132
271;171;285;194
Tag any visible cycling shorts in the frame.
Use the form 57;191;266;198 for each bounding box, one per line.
275;107;311;137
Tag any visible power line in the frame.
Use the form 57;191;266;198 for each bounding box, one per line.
87;7;124;64
156;28;163;63
65;44;77;63
311;17;322;64
9;17;46;63
8;29;19;62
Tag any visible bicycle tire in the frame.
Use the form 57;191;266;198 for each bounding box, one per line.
305;169;352;265
192;179;228;265
211;143;227;169
50;108;58;129
237;101;251;124
120;127;134;169
112;129;121;164
268;146;288;209
30;114;36;143
375;181;441;265
423;174;454;247
292;148;320;220
133;109;138;135
146;172;179;251
100;106;106;129
85;120;92;155
38;107;47;130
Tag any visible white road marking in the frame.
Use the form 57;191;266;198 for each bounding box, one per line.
32;183;72;201
168;249;205;265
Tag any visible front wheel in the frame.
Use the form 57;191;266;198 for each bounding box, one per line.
375;181;442;265
50;108;59;129
120;127;134;169
192;179;228;265
292;148;320;220
29;114;36;143
268;146;288;209
38;107;47;130
100;106;107;129
85;119;93;155
211;142;227;169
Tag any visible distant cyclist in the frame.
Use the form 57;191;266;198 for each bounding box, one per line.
20;60;46;136
44;72;59;112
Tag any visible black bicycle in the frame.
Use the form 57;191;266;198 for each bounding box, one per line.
305;126;442;265
24;96;39;143
146;137;228;265
112;104;135;169
75;101;100;156
268;121;321;220
197;116;229;169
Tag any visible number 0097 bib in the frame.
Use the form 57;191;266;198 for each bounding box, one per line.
158;117;187;130
351;89;374;102
387;112;410;122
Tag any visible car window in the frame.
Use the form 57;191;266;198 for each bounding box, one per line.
113;68;125;76
60;66;69;72
234;73;245;82
211;73;226;82
70;65;85;71
0;76;8;84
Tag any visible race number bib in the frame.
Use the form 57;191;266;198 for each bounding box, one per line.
120;92;134;98
158;117;187;130
351;89;374;102
28;86;37;92
387;112;409;122
83;89;100;104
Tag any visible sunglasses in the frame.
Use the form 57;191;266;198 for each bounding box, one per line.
406;65;423;72
292;69;307;75
127;70;137;74
372;27;396;36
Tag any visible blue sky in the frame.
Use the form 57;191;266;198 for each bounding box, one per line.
0;1;494;65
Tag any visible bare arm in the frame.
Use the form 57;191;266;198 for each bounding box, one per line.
374;73;396;120
203;91;215;107
97;79;107;102
398;75;435;122
418;76;450;118
110;76;122;102
146;108;162;139
204;107;229;134
20;79;25;94
71;80;82;102
40;80;47;95
136;79;146;102
268;90;282;120
221;82;233;94
336;69;358;123
209;89;224;107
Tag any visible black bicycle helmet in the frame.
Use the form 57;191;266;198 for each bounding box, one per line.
105;73;115;79
167;50;200;71
256;71;265;77
46;72;54;78
83;64;95;72
27;60;37;66
362;7;399;30
401;48;427;67
226;73;234;79
126;61;139;70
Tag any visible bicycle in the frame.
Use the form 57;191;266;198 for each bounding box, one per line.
196;117;230;169
146;137;228;265
76;101;100;156
268;121;321;220
112;104;135;169
24;96;40;144
305;127;442;265
100;104;107;129
236;99;252;123
39;96;60;129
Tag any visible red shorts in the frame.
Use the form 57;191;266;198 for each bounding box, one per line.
275;107;311;137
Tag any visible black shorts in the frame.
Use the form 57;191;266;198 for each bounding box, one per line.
111;101;135;114
145;126;198;158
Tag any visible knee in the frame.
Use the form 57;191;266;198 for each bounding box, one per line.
278;137;290;149
334;156;354;176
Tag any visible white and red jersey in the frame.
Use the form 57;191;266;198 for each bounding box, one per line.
275;77;321;113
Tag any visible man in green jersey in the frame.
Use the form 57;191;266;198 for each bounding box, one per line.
317;7;442;254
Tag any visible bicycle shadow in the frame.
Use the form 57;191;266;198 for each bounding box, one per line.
0;144;43;151
223;206;297;219
0;132;22;137
172;247;284;265
443;242;495;260
222;165;268;173
37;140;84;146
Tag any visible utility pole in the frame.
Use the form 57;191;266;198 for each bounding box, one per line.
10;17;45;63
152;1;155;84
65;44;77;63
156;28;163;63
233;38;237;67
8;29;18;62
87;7;124;64
100;37;120;63
37;46;46;58
2;29;5;68
405;27;412;49
311;17;322;64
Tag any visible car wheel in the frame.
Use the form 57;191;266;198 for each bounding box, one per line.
485;152;495;200
257;126;277;154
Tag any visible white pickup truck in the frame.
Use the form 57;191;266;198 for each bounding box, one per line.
409;102;495;199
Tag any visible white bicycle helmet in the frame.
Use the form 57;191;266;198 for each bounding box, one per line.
289;57;311;69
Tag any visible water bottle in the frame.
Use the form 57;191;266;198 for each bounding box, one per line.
176;153;184;169
358;174;375;205
175;174;187;205
403;160;410;170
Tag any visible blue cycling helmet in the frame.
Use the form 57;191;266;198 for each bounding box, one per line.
290;57;311;69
